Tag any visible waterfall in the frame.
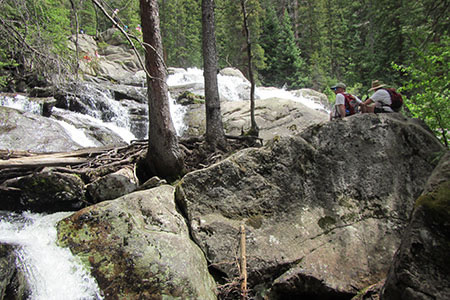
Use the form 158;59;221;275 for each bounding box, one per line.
0;69;328;151
167;67;327;110
0;211;103;300
0;94;43;115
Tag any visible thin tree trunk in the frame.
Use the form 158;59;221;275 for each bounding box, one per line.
202;0;227;150
139;0;185;180
293;0;299;41
241;0;258;137
69;0;80;80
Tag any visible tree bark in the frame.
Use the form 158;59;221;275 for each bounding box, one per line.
241;0;259;137
201;0;227;151
139;0;185;180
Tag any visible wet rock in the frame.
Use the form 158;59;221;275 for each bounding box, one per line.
0;244;31;300
0;106;81;152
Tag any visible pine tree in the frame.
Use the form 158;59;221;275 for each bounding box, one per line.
259;8;307;89
159;0;202;67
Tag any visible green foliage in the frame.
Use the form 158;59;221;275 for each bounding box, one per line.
415;181;450;225
159;0;202;68
0;0;73;86
393;36;449;147
259;8;307;89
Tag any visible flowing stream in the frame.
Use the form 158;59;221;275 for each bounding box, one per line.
0;211;103;299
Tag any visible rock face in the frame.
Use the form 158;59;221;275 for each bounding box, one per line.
381;152;450;300
57;185;217;300
175;113;444;298
69;31;143;84
183;98;328;140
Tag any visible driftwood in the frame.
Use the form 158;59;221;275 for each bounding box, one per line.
0;146;117;169
0;134;258;184
0;141;148;184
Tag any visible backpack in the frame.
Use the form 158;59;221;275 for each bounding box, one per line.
342;93;357;116
384;88;403;112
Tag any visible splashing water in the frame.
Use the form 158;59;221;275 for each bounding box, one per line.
0;211;103;300
169;93;187;136
0;94;43;115
53;119;98;148
167;67;327;111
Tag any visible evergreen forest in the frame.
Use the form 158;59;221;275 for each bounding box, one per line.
0;0;448;146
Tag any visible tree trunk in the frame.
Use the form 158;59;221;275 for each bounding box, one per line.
241;0;259;137
69;0;80;79
201;0;227;151
139;0;185;180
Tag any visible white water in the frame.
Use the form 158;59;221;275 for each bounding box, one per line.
0;94;42;114
0;212;103;300
53;119;98;148
0;68;327;148
168;67;326;110
52;107;136;145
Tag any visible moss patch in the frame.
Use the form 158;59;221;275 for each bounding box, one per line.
415;180;450;225
246;215;263;229
177;91;204;104
318;216;336;230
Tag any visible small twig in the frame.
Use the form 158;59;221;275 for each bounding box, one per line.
240;224;248;300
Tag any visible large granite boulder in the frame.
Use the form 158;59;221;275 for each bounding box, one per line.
175;113;444;298
57;185;217;300
381;151;450;300
68;31;143;84
182;98;329;141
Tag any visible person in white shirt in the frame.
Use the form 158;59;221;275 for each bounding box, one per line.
330;82;362;120
361;80;394;113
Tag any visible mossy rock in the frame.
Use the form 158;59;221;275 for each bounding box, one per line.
415;180;450;225
318;216;336;230
177;91;205;105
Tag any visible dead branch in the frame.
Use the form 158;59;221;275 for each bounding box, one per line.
240;224;248;300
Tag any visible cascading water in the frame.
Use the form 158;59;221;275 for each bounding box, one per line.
0;211;103;300
0;94;43;115
0;68;330;299
0;68;327;150
168;67;327;110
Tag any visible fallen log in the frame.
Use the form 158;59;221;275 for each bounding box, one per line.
0;156;88;169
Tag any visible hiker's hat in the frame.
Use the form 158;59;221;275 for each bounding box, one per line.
368;80;386;91
331;82;346;89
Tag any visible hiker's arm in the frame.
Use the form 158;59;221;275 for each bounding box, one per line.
362;98;374;106
337;104;346;119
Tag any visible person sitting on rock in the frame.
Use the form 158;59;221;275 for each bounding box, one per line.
360;80;393;113
330;82;362;120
